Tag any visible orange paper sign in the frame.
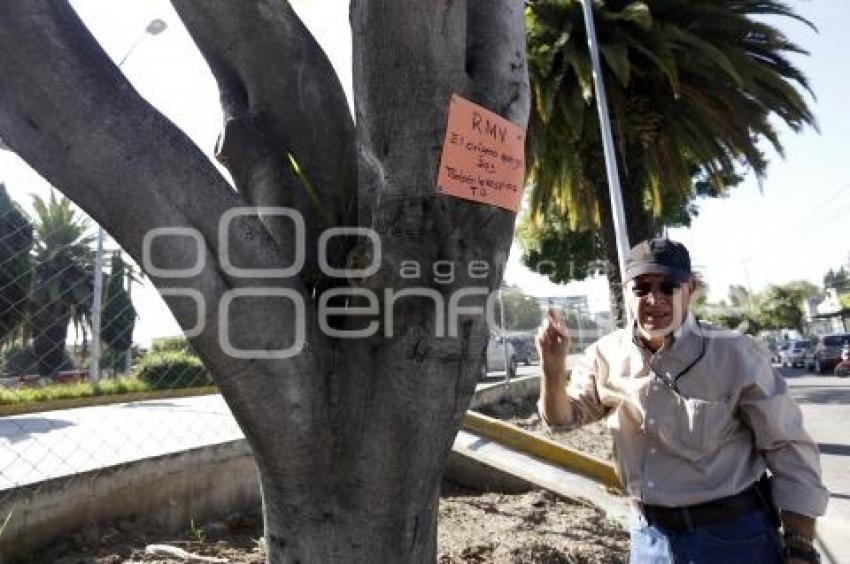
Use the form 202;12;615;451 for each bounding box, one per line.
436;94;526;212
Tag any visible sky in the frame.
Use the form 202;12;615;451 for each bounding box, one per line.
1;0;848;345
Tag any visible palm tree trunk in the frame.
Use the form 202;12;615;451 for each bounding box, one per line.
594;177;658;327
32;306;72;378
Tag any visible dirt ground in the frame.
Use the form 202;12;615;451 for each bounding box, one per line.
438;486;628;563
476;394;615;462
26;394;625;563
29;485;628;563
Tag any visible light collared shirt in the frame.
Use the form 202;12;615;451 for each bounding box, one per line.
540;313;829;517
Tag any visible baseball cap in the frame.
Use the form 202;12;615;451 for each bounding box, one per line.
624;238;692;283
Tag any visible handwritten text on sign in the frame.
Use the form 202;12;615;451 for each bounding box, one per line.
436;94;526;212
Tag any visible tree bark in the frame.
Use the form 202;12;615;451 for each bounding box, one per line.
0;1;529;562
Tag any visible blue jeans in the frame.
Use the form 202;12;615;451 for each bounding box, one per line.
629;508;784;563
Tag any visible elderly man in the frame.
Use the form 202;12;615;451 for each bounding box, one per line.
538;238;827;564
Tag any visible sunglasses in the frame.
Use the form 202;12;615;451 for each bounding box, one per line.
631;279;682;297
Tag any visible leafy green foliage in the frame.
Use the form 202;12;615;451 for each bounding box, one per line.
824;267;850;291
0;344;38;378
150;336;195;355
101;253;137;372
699;282;816;334
0;376;152;406
517;224;601;284
522;0;816;290
756;284;810;333
493;286;545;331
0;183;33;342
28;192;94;376
136;350;212;390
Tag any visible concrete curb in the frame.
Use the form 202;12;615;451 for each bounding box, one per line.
0;441;260;561
0;375;626;559
462;410;621;490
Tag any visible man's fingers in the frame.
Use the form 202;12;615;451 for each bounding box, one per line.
545;323;566;341
546;309;568;337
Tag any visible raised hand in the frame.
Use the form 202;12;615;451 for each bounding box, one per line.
537;308;569;372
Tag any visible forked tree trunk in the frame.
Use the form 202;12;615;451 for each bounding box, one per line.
0;2;529;562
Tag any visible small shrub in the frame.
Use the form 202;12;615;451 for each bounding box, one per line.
136;351;212;390
1;344;39;378
150;336;195;355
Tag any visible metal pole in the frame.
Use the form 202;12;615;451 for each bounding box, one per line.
499;287;510;382
123;269;133;374
575;306;584;352
89;229;104;382
89;18;167;382
578;0;633;326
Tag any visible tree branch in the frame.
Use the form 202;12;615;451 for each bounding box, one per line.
351;0;529;296
171;0;358;288
467;0;531;125
0;2;322;397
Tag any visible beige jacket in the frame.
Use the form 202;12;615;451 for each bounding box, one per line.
540;314;828;517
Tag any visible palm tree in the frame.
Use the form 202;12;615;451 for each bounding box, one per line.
523;0;816;323
28;192;94;377
0;183;33;344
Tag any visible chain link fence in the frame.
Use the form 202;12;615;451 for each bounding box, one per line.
0;184;237;510
0;182;612;516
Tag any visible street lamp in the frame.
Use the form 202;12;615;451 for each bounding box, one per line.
90;18;167;382
498;286;511;383
577;0;632;326
117;18;167;67
570;304;584;354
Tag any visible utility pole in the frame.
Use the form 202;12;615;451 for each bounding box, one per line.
578;0;632;326
90;18;167;382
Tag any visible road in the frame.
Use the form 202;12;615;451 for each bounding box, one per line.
776;366;850;519
773;365;850;562
0;394;242;491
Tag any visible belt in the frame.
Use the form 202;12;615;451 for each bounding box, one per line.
639;484;765;532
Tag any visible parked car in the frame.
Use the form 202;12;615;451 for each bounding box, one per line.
834;345;850;377
772;342;790;364
779;340;808;368
807;333;850;374
481;335;517;379
506;333;539;366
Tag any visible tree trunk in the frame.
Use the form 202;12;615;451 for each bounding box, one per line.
0;2;529;562
593;175;658;327
31;306;72;378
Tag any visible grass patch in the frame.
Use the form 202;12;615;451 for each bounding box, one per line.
0;376;154;406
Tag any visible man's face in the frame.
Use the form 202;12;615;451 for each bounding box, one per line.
626;273;694;340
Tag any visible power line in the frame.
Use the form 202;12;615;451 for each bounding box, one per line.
788;182;850;236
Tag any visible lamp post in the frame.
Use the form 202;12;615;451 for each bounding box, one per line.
571;304;584;353
577;0;633;326
90;18;166;382
498;286;511;383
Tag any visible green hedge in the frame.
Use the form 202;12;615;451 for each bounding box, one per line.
135;351;213;390
150;336;195;355
0;344;39;378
